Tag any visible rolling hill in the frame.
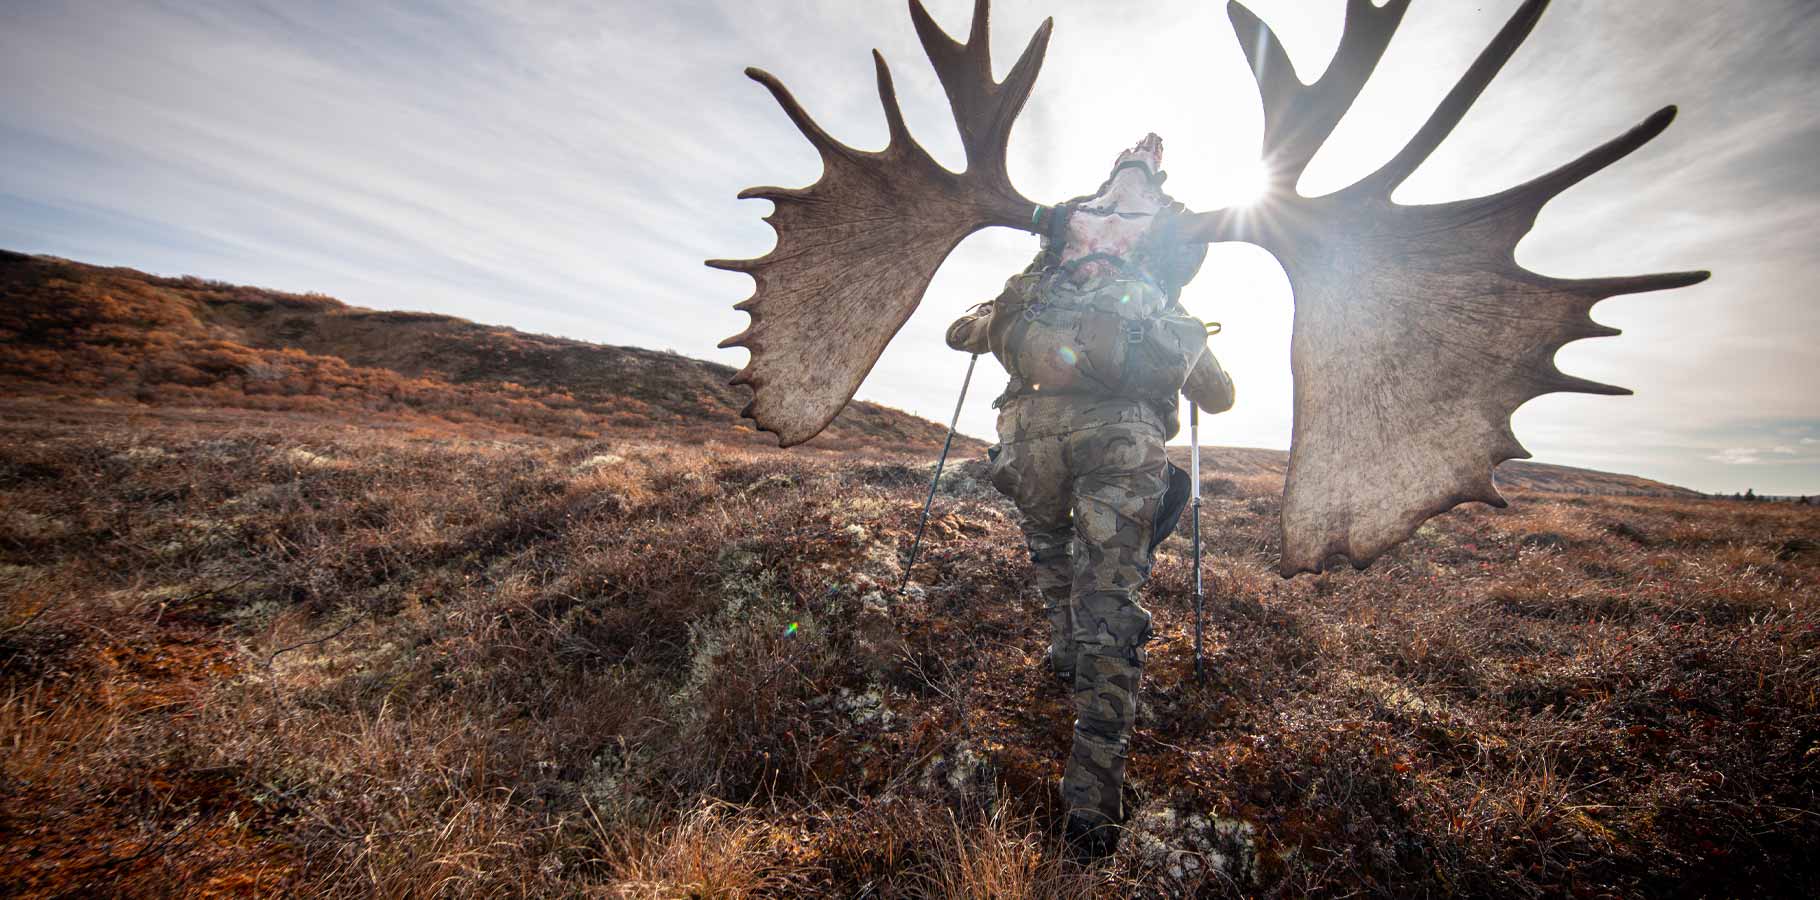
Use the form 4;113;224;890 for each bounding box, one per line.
0;249;972;455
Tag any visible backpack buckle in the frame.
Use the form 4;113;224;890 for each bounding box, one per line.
1022;303;1046;323
1121;320;1146;345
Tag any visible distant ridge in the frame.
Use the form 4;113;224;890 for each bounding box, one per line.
0;250;973;454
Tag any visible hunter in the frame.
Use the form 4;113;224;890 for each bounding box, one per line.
945;134;1234;854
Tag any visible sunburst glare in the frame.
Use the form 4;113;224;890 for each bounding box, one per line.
1214;158;1272;208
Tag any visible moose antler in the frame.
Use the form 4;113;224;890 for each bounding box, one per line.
1189;0;1709;574
710;0;1052;446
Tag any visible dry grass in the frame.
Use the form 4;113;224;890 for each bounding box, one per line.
1;399;1816;897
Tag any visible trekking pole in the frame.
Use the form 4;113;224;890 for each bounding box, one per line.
900;353;979;595
1191;402;1205;682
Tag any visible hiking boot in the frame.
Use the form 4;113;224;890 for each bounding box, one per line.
1063;811;1120;861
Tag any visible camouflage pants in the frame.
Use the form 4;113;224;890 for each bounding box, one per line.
987;394;1169;828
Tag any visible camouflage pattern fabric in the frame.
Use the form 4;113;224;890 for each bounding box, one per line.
987;393;1169;829
1024;524;1075;680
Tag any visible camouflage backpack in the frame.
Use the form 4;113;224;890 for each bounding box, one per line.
987;264;1207;406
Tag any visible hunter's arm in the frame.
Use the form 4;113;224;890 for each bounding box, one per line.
1182;344;1234;414
946;302;995;354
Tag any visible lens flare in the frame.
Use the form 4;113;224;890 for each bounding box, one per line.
1220;159;1272;208
783;622;799;637
1056;345;1078;366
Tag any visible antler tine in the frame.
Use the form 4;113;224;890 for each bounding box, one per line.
872;51;921;152
1542;372;1631;397
1229;0;1409;193
740;67;849;166
1461;105;1685;234
1555;270;1712;300
910;0;1054;190
1364;0;1548;194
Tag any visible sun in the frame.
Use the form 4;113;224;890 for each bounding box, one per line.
1214;159;1273;208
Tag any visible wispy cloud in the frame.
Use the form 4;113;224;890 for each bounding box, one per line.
1710;448;1766;466
1;0;1816;493
1708;444;1817;465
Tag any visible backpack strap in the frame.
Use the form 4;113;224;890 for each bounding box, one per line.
1036;202;1076;269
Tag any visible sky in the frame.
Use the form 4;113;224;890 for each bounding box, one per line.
3;0;1818;495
